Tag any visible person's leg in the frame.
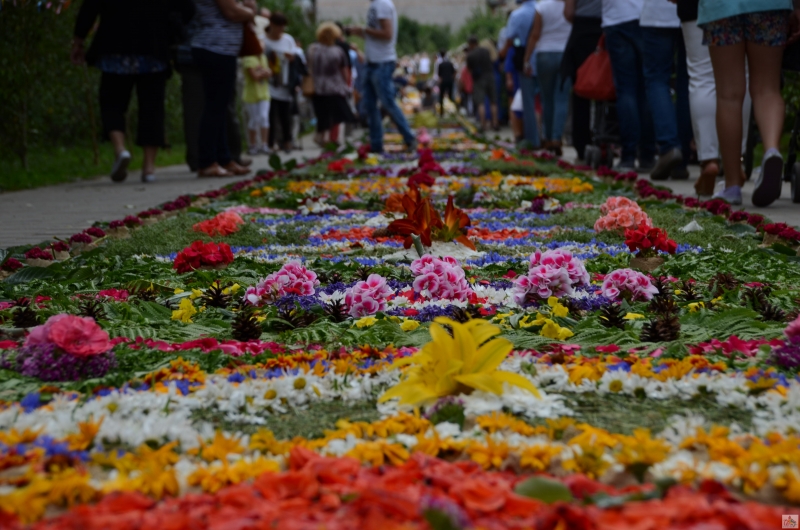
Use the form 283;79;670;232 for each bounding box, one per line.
374;62;416;148
268;99;279;149
330;124;340;143
551;65;571;147
227;95;244;164
260;99;270;150
193;48;234;169
518;75;540;147
674;31;692;172
99;72;134;181
363;63;383;152
536;52;557;142
571;93;591;160
278;100;293;150
642;29;679;154
177;65;203;171
708;43;747;189
134;72;167;179
682;22;719;163
604;21;644;165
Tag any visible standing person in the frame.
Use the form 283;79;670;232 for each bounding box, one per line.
419;52;432;78
501;0;541;148
71;0;194;183
263;12;296;153
437;50;456;115
700;0;799;207
241;49;271;155
561;0;602;162
467;36;499;132
677;0;751;196
458;60;474;115
308;22;356;147
640;0;692;180
524;0;572;155
346;0;417;153
601;0;656;172
189;0;256;177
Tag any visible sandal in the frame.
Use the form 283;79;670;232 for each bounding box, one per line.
223;161;251;176
695;160;719;196
197;163;231;178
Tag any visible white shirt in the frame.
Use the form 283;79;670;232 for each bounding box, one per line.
263;33;296;101
639;0;680;27
419;56;431;74
365;0;398;63
535;1;572;53
601;0;643;28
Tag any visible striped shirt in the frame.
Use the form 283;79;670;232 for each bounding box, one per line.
191;0;243;57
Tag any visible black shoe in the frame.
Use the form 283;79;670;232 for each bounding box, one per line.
110;150;131;182
670;166;690;180
637;158;656;173
650;147;683;180
752;149;783;207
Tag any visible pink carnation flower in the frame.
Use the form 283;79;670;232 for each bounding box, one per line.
245;261;319;306
344;274;393;317
25;314;111;357
601;268;659;302
410;256;472;301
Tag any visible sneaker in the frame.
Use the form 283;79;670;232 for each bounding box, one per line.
247;147;259;156
111;150;131;182
141;174;156;183
650;147;683;180
712;184;742;205
752;148;783;207
259;145;271;155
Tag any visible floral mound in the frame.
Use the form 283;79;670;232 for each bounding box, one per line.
2;128;800;527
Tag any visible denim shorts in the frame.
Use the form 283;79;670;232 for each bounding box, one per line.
701;10;790;47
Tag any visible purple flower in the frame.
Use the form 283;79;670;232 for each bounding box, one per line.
2;343;115;382
771;336;800;370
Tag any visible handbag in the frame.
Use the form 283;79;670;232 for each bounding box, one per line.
302;47;315;97
574;35;616;101
239;22;263;57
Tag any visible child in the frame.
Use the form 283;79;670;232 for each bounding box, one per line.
242;53;271;155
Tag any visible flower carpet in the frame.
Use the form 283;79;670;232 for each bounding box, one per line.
2;128;800;529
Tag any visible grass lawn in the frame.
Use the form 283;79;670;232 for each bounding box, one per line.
0;143;188;192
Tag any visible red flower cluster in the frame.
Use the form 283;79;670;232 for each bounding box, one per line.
624;224;677;257
326;158;353;172
24;247;54;260
173;241;234;274
728;211;764;227
760;223;800;242
137;208;163;219
1;258;23;272
193;212;245;237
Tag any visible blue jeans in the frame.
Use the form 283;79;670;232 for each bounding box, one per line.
518;74;541;147
604;20;656;163
642;27;692;164
363;61;415;152
536;51;571;142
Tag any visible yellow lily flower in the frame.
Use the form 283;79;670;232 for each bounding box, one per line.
171;298;197;324
624;312;645;320
379;318;540;406
547;296;569;317
354;316;378;328
400;319;420;332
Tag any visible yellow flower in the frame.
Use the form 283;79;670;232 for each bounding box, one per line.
346;441;410;466
547;296;569;317
365;155;380;165
519;444;562;472
224;283;242;294
466;437;511;470
379;318;540;406
190;288;203;300
615;428;670;468
171;298;197;324
354;316;378;328
0;427;41;445
188;458;279;493
623;312;645;320
194;431;245;462
174;288;185;295
774;468;800;504
687;302;705;312
400;319;420;332
540;319;574;340
64;418;103;451
562;443;610;479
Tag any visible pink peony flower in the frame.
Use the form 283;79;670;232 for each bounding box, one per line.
25;314;110;357
410;256;472;301
244;261;319;306
601;268;659;302
344;274;393;317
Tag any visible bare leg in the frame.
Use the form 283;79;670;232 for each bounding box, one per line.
746;42;785;152
490;104;499;129
142;146;157;176
510;112;523;139
109;131;126;155
478;103;488;130
261;127;269;148
708;43;747;188
248;129;258;150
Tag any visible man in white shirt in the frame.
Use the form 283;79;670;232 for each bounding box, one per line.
347;0;416;153
601;0;655;172
263;12;296;152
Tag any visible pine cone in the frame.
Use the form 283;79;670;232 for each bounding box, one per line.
12;299;40;329
641;314;681;342
741;286;769;311
318;271;343;285
599;303;625;330
759;302;787;322
323;299;349;323
354;266;374;282
678;280;701;302
650;276;671;298
202;282;232;309
708;272;740;298
132;287;158;302
78;299;106;321
272;307;319;331
231;309;263;342
647;296;679;316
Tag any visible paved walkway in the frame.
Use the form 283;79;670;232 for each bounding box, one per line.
0;146;323;248
3;140;800;248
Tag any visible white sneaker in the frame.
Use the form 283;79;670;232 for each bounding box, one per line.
712;185;742;205
111;150;131;182
141;174;156;183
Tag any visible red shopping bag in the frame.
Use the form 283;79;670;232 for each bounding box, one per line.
574;34;616;101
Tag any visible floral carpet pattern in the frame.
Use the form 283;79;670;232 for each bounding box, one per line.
1;128;800;529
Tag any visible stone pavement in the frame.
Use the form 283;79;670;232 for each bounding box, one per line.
3;140;800;248
0;146;322;248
